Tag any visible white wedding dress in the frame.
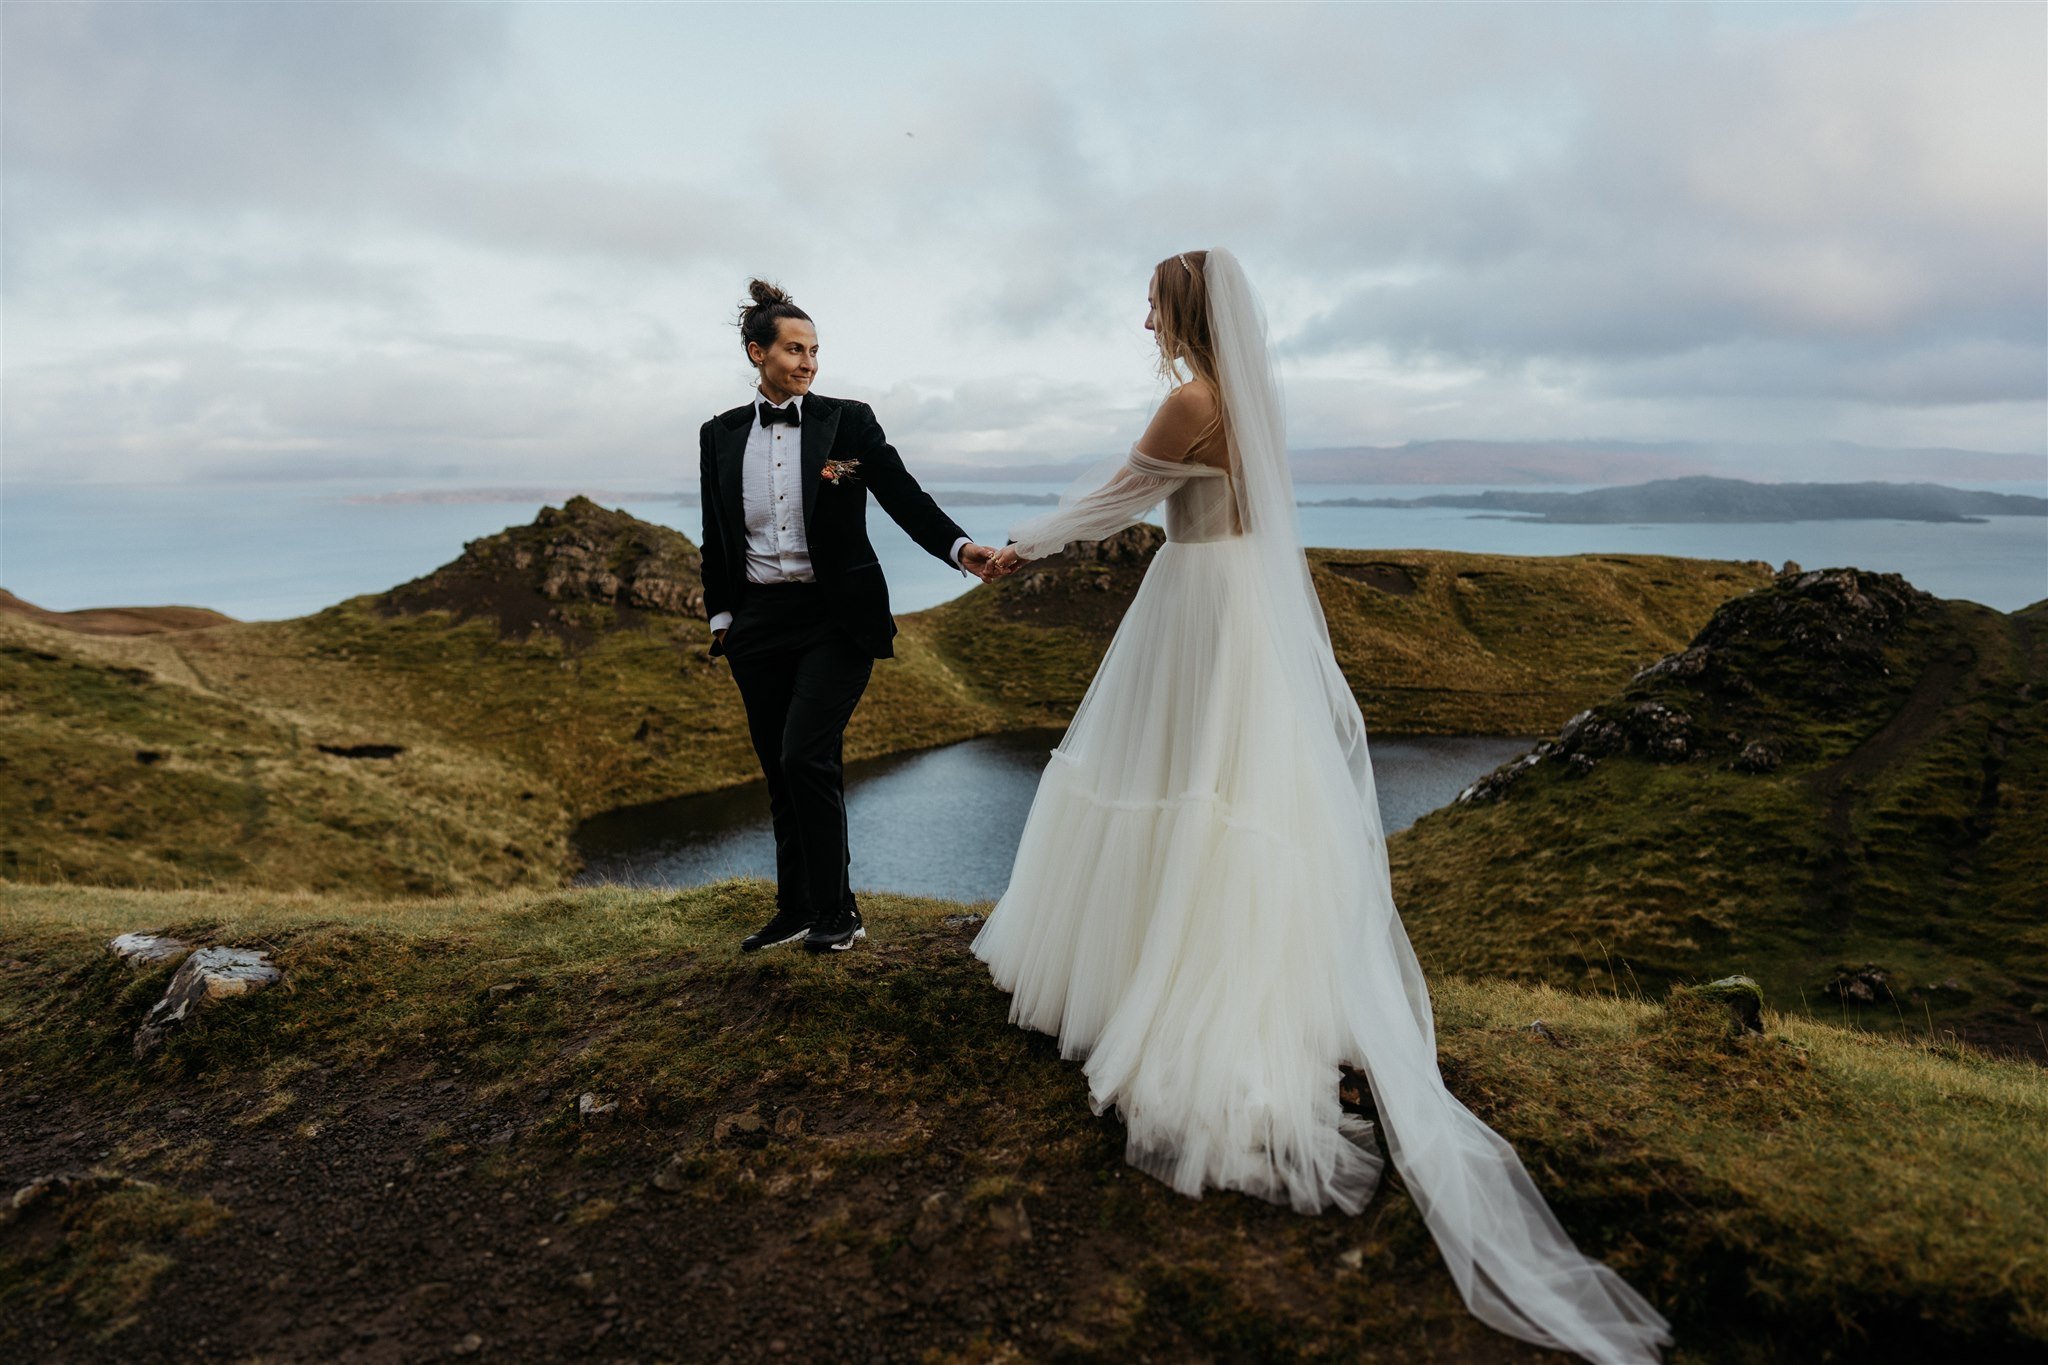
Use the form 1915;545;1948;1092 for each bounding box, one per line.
971;250;1673;1365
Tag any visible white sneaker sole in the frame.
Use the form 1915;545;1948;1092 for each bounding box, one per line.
814;924;868;952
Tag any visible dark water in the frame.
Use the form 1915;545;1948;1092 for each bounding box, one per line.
571;730;1534;903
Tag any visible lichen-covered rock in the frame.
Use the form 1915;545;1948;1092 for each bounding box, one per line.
107;932;190;966
1690;975;1766;1034
133;947;283;1059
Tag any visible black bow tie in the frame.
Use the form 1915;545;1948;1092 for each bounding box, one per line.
758;402;800;428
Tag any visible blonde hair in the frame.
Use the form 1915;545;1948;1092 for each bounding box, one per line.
1151;250;1228;460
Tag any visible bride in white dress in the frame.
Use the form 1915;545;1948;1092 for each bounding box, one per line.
972;248;1673;1365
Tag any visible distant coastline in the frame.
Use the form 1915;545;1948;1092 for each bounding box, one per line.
1304;476;2048;524
337;474;2046;522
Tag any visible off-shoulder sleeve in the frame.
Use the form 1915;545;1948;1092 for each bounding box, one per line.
1008;444;1224;561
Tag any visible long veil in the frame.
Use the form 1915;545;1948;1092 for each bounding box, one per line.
1203;247;1674;1364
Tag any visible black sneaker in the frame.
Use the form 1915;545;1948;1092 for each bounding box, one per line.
803;906;867;954
741;906;814;953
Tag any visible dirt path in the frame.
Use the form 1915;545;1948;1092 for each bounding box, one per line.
0;1058;1546;1365
1801;626;1977;936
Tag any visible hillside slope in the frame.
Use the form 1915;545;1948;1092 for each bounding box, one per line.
2;880;2043;1361
2;498;1769;896
914;532;1775;734
1391;570;2047;1059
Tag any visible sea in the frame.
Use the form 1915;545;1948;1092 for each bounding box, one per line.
4;477;2044;620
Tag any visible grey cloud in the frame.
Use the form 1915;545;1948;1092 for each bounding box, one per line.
1594;338;2048;408
2;3;509;213
2;2;2041;481
46;242;431;322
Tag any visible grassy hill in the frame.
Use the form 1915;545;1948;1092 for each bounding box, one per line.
917;528;1776;734
1391;569;2048;1061
2;879;2043;1361
1;497;1769;897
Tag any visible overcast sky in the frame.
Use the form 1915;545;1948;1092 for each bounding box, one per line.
3;1;2043;486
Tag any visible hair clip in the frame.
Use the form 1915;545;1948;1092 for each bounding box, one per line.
1177;253;1193;274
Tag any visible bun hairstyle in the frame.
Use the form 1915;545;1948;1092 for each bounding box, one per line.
737;279;813;364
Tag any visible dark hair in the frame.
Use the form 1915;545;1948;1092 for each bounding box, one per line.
737;279;812;362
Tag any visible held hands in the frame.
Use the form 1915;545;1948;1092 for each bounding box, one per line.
960;543;1024;583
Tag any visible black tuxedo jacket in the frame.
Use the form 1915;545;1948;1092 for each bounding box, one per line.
699;393;968;660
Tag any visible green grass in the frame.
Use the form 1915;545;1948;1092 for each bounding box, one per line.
2;514;1770;899
0;635;571;895
1392;581;2048;1058
915;543;1776;737
1;879;2042;1358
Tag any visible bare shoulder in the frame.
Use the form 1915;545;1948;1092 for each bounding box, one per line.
1138;379;1223;465
1167;377;1219;414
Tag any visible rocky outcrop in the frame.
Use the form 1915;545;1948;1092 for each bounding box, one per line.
1458;567;1930;804
1458;699;1700;801
1005;524;1165;598
133;947;283;1058
374;495;704;647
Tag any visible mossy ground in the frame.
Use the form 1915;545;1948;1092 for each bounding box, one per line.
3;880;2044;1361
1392;590;2048;1060
1;547;1768;900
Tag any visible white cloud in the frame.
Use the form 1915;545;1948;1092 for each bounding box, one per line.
2;1;2041;484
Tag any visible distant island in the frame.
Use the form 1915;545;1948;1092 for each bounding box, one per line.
1304;476;2048;524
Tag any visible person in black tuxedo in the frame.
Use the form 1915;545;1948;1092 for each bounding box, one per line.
699;280;997;954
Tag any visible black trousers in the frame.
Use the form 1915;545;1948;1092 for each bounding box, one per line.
723;582;873;922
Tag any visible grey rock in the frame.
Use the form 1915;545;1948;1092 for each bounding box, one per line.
1821;963;1893;1005
133;947;282;1058
1733;739;1782;773
576;1092;618;1123
108;932;190;966
1455;748;1547;804
1;1170;140;1226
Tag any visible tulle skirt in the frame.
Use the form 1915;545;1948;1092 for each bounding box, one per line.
973;536;1386;1211
971;536;1676;1364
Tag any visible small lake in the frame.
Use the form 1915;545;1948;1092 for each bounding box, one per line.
571;729;1534;903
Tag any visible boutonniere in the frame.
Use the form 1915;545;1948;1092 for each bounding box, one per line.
821;458;862;484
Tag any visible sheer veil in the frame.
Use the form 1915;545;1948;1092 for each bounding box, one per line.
1203;247;1675;1364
